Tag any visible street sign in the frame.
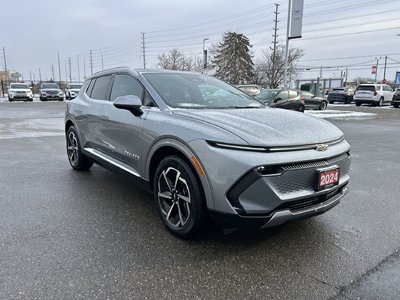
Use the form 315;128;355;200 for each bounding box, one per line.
382;79;387;84
371;65;377;75
10;72;21;79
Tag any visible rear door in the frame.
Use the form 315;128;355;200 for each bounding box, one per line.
273;90;290;109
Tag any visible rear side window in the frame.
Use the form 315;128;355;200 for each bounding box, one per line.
357;85;375;92
86;79;96;96
91;76;112;100
278;90;289;100
289;90;298;98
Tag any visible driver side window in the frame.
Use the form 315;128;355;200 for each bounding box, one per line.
110;74;145;102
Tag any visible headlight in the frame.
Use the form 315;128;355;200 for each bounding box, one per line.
58;92;63;96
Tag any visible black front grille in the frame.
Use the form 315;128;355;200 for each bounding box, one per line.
281;153;349;171
277;187;342;212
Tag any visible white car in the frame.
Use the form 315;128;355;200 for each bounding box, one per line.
354;84;394;107
65;83;83;100
8;83;33;102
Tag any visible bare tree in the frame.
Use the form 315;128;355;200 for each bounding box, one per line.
157;49;203;72
254;44;304;88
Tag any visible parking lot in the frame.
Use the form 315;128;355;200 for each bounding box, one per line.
1;100;400;299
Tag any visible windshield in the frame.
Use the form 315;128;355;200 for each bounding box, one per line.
143;73;264;109
255;89;280;102
41;83;59;89
69;84;82;89
10;84;29;89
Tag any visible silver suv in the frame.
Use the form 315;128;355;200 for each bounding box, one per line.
354;84;393;107
65;68;351;238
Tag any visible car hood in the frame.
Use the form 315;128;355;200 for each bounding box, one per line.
10;89;31;92
42;88;61;92
172;108;344;147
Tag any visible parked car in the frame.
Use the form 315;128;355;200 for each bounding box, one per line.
236;84;263;96
7;83;33;102
255;89;305;112
40;83;64;101
299;91;328;110
65;83;83;100
65;68;351;238
392;88;400;108
354;84;393;107
327;87;354;104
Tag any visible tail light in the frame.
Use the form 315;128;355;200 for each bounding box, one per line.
374;91;377;96
300;96;305;103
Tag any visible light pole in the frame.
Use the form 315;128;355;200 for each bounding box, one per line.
202;38;209;69
374;56;382;83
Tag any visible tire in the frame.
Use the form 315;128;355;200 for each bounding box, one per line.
378;97;384;107
154;155;207;238
319;101;327;111
40;97;45;101
329;101;334;104
298;105;305;113
355;102;361;107
66;126;93;170
8;97;13;102
394;103;399;108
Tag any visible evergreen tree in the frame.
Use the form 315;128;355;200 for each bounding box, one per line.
212;32;254;84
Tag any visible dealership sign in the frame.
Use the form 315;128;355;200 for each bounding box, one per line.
396;72;400;85
289;0;304;39
371;65;377;75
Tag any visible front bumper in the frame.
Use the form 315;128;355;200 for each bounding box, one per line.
210;185;348;229
188;138;351;229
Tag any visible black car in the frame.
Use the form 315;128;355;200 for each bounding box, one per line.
299;91;328;110
327;87;354;104
255;89;305;112
392;89;400;108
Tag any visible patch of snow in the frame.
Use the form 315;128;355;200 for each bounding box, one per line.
306;110;376;120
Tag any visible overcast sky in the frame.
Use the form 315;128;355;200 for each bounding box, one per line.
1;0;399;83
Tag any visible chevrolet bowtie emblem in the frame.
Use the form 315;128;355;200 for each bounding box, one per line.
315;144;328;152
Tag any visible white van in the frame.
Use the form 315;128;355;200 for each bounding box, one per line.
354;84;394;107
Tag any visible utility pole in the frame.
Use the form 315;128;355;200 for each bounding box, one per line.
101;51;104;70
51;65;55;81
383;55;387;81
68;57;72;83
83;59;87;80
374;56;382;83
39;68;42;82
89;50;93;75
283;0;292;88
141;33;146;69
2;46;8;85
77;55;80;83
271;3;280;87
319;65;323;79
57;51;62;82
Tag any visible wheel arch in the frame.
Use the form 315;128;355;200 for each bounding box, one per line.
146;139;215;210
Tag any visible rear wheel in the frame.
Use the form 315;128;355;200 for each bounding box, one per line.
394;103;399;108
329;101;334;104
319;101;327;111
298;105;305;113
378;97;384;107
355;102;361;107
66;126;93;170
154;155;207;238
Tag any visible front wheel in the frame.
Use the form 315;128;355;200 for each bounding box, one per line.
378;98;383;107
298;105;305;113
66;126;93;170
355;102;361;107
394;103;399;108
319;101;327;111
154;156;207;238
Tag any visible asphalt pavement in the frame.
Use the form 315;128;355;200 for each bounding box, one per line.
1;100;400;299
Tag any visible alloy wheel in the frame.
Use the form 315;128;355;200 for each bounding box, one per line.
157;167;191;228
67;131;79;165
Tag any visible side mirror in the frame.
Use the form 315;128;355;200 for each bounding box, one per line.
113;95;143;117
274;97;282;102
